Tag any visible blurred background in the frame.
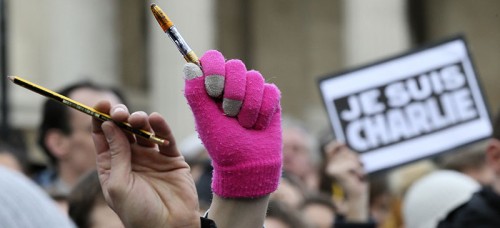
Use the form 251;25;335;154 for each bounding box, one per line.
2;0;500;165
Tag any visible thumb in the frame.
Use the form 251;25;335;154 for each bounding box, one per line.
183;63;206;102
102;121;131;183
183;63;222;123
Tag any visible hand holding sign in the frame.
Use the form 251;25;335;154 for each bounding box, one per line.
319;37;492;173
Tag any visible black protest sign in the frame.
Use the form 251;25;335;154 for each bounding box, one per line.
318;37;492;173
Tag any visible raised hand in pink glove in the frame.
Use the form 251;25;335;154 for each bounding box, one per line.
183;50;282;198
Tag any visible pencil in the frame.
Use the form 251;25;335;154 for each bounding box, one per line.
8;76;167;145
150;3;200;66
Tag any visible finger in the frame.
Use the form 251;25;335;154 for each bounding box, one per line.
222;59;246;116
350;164;367;182
92;100;112;135
325;141;346;159
238;70;265;128
110;104;130;122
254;84;281;130
128;111;155;147
92;101;112;174
93;132;111;173
202;50;225;97
101;121;132;185
184;54;226;124
110;104;135;143
350;151;366;173
183;63;207;102
148;112;180;157
336;149;356;168
340;150;365;180
184;62;203;80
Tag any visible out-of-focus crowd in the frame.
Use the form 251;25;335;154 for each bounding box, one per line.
1;78;500;228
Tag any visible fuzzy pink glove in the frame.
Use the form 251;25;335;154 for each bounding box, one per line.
183;50;282;198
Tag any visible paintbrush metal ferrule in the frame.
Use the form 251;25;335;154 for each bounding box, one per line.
8;76;167;145
150;3;200;66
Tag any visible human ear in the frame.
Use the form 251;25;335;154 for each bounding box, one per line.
45;129;71;159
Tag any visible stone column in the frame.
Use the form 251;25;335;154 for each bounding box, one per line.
10;0;120;128
342;0;411;67
421;0;500;114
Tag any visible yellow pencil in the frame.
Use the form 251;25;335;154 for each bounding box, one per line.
8;76;167;145
150;3;200;66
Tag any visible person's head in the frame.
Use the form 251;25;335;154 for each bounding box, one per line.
271;174;308;209
438;140;493;185
299;194;337;228
389;159;437;196
0;143;23;173
403;170;480;228
265;200;308;228
0;166;75;228
68;170;123;228
0;131;28;173
38;81;124;184
282;116;319;183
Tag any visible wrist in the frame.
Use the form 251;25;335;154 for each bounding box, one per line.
124;211;201;228
212;156;282;198
208;195;270;228
344;194;370;222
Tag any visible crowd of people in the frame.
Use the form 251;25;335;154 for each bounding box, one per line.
0;49;500;228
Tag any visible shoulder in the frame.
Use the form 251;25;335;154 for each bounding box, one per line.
437;200;469;228
438;187;500;228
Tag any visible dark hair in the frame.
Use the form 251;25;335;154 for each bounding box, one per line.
37;81;126;165
0;130;28;172
437;140;488;171
68;170;105;228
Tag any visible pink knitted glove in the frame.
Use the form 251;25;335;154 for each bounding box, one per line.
183;50;282;198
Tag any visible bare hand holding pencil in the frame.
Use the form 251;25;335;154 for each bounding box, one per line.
91;101;200;228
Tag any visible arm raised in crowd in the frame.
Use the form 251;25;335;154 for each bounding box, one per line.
91;50;283;228
325;141;375;227
183;50;282;228
91;102;200;228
